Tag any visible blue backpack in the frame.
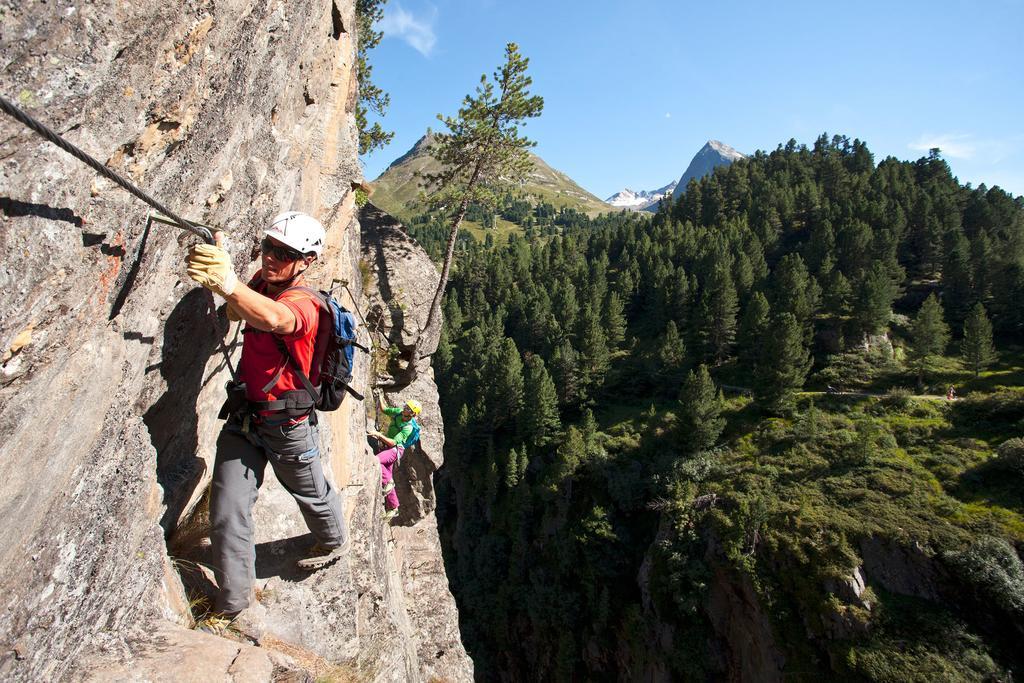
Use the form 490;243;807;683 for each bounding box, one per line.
405;418;421;450
270;287;368;412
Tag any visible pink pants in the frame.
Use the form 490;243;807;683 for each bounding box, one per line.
377;445;403;510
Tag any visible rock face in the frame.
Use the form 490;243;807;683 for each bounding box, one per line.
0;2;470;681
360;203;472;681
706;567;785;683
360;203;442;357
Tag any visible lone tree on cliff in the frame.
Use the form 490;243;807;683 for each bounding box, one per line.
404;42;544;381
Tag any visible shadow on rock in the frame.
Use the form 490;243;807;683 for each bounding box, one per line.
144;288;223;537
255;533;318;582
394;443;436;526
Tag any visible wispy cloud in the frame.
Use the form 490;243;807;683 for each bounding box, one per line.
378;4;437;57
909;133;1024;164
908;133;977;160
664;112;672;119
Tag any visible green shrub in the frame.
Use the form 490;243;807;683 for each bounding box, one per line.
952;390;1024;436
877;387;914;414
842;419;897;466
944;535;1024;615
993;438;1024;477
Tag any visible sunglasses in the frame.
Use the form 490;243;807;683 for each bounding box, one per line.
261;237;305;261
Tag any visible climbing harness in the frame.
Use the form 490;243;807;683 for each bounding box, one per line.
0;94;214;244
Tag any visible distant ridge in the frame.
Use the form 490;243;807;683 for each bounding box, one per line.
670;140;746;201
371;133;611;220
605;180;677;211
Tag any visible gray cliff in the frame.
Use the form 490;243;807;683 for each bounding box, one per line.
0;1;470;680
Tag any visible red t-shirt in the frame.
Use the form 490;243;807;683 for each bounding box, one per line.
239;274;323;414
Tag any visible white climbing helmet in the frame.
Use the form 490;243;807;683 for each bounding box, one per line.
264;211;326;257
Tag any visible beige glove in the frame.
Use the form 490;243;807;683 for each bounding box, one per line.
186;243;238;296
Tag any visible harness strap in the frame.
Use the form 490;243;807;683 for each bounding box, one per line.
273;336;322;404
261;358;288;394
248;390;315;413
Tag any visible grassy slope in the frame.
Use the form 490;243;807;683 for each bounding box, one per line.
370;135;611;225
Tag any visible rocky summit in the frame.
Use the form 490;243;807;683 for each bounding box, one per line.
0;2;470;681
670;139;746;200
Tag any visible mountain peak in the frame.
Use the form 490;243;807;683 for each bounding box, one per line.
703;140;744;160
384;132;436;172
671;140;746;200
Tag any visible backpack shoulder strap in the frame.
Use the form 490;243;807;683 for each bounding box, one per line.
270;337;320;403
276;285;328;310
262;285;326;401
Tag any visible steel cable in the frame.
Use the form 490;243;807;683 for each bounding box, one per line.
0;94;213;244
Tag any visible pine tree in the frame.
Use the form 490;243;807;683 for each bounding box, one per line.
551;340;582;409
407;43;544;381
943;229;975;329
970;230;993;303
990;262;1024;337
554;279;580;342
443;296;464;336
580;408;603;461
823;269;853;317
853;262;897;336
517;449;530;484
755;313;812;414
667;267;691;330
355;0;394;154
577;304;610;403
697;263;739;364
961;302;995;377
549;426;585;493
519;356;561;451
450;403;473;476
485;337;525;429
602;291;627;350
678;365;725;454
770;253;820;343
908;294;950;385
737;291;770;372
657;320;687;394
505;447;521;489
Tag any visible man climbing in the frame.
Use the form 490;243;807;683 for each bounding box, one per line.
368;395;421;522
185;211;349;636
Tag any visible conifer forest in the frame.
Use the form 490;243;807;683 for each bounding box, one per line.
411;135;1024;680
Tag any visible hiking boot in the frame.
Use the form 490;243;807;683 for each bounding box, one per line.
296;540;349;571
382;507;399;522
381;481;395;495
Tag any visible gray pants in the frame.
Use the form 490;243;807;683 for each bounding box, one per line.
210;416;347;613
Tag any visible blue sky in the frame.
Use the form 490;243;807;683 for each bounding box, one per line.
361;0;1024;200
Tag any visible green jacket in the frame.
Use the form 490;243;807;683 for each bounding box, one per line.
384;406;414;448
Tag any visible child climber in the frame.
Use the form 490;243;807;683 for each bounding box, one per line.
368;396;421;521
